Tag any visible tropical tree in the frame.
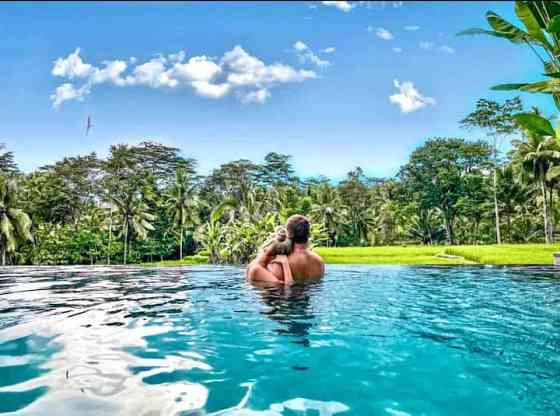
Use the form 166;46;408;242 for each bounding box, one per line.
116;194;155;264
496;164;535;242
510;127;560;243
0;177;33;265
460;97;523;243
338;167;376;245
0;144;19;175
197;199;237;263
310;183;346;246
166;168;200;260
399;138;492;245
256;152;297;187
405;207;445;245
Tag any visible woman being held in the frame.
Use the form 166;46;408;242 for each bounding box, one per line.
246;226;294;286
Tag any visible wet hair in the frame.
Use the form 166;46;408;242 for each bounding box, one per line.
261;226;293;256
286;215;310;244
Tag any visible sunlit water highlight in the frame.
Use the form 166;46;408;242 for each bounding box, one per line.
0;265;559;415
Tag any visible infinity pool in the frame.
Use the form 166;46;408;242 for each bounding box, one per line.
0;265;559;415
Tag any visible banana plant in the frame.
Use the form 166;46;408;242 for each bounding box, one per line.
513;110;560;143
0;177;33;265
459;1;560;108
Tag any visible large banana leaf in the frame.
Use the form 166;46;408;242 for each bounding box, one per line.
456;28;525;43
515;1;551;48
490;83;530;91
486;11;530;42
530;1;560;30
545;61;560;75
547;15;560;33
520;79;560;93
0;215;16;253
513;113;556;136
546;165;560;181
491;79;560;93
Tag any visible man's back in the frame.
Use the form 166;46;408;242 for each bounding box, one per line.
288;247;324;281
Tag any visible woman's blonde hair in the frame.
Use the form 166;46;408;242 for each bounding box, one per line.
261;226;293;256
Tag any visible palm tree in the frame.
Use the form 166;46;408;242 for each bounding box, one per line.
347;204;375;246
0;177;33;265
109;192;155;264
511;131;560;243
197;198;237;263
496;165;535;242
166;169;200;260
406;208;445;245
310;183;346;246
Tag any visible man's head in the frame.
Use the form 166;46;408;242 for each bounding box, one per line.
286;215;310;244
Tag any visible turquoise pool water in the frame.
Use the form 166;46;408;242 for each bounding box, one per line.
0;265;559;415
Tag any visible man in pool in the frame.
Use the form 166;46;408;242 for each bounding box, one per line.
247;215;325;285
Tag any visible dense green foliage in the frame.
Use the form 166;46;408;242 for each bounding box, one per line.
2;109;560;266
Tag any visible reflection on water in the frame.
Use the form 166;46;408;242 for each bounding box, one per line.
253;280;322;347
0;265;560;415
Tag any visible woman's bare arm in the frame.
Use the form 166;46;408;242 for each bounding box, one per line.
247;246;283;284
271;255;294;286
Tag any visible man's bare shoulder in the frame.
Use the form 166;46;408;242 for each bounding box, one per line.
289;249;322;262
308;249;324;264
288;248;324;279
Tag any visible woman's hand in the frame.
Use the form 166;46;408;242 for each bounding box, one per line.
272;255;289;265
271;255;293;286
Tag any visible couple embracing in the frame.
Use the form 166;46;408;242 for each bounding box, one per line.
246;215;325;285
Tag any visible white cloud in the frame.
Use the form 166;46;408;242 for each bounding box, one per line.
191;80;230;99
321;1;355;12
239;89;271;104
50;83;90;109
124;56;178;88
52;48;94;79
294;41;308;51
439;45;455;54
293;41;331;68
375;27;394;40
359;1;404;9
222;45;264;75
419;41;435;50
322;47;336;54
389;79;435;113
404;25;420;31
51;46;318;108
224;45;316;87
90;60;128;85
420;41;456;54
172;56;222;82
392;47;403;53
168;51;186;63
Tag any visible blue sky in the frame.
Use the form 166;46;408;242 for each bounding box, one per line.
0;1;555;180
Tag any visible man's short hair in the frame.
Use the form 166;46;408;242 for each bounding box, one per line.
286;215;310;244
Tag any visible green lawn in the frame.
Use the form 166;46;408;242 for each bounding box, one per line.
152;244;560;266
144;254;208;267
314;246;471;265
315;244;560;265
